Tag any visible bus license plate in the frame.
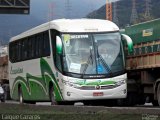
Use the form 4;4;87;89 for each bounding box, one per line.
93;92;103;96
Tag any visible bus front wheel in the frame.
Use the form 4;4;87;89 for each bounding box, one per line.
49;86;57;105
18;86;24;104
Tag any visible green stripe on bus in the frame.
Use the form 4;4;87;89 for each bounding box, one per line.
76;80;115;86
11;58;63;101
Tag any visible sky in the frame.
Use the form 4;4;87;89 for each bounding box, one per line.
30;0;120;21
0;0;121;44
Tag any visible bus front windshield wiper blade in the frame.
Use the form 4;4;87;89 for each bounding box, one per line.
82;47;93;77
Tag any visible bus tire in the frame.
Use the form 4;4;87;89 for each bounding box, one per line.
18;86;24;104
157;84;160;106
49;85;57;105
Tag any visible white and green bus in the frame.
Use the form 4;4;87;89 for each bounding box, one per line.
9;19;133;105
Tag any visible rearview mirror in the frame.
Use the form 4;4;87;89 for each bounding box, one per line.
121;34;133;53
56;36;63;54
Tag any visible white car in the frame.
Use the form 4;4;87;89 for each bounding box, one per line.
0;86;5;102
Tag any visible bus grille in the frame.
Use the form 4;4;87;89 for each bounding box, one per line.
79;85;119;90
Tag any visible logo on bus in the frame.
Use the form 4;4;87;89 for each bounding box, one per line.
95;85;101;90
10;66;23;74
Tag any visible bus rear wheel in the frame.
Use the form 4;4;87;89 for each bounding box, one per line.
18;86;24;104
49;86;57;105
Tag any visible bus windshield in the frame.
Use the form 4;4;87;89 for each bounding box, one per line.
61;32;124;78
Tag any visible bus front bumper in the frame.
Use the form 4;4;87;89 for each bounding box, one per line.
62;84;127;101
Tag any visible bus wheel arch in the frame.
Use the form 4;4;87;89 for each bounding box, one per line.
49;82;57;105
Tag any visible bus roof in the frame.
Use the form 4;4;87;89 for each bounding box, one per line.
10;19;119;42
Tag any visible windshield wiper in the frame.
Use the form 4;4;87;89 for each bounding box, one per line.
82;47;93;76
96;45;112;75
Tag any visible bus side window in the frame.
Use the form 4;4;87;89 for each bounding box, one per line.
43;31;50;56
51;31;56;57
38;33;43;57
9;30;52;62
28;37;32;59
21;39;25;61
9;43;12;62
17;41;22;62
24;38;28;60
12;42;16;62
31;36;35;59
35;35;39;58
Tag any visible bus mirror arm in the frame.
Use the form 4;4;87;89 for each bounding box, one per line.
121;34;133;53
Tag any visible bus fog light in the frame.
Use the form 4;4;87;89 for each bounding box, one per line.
67;92;71;96
115;80;125;86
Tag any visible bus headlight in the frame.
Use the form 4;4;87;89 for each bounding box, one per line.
115;79;126;86
63;80;81;88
